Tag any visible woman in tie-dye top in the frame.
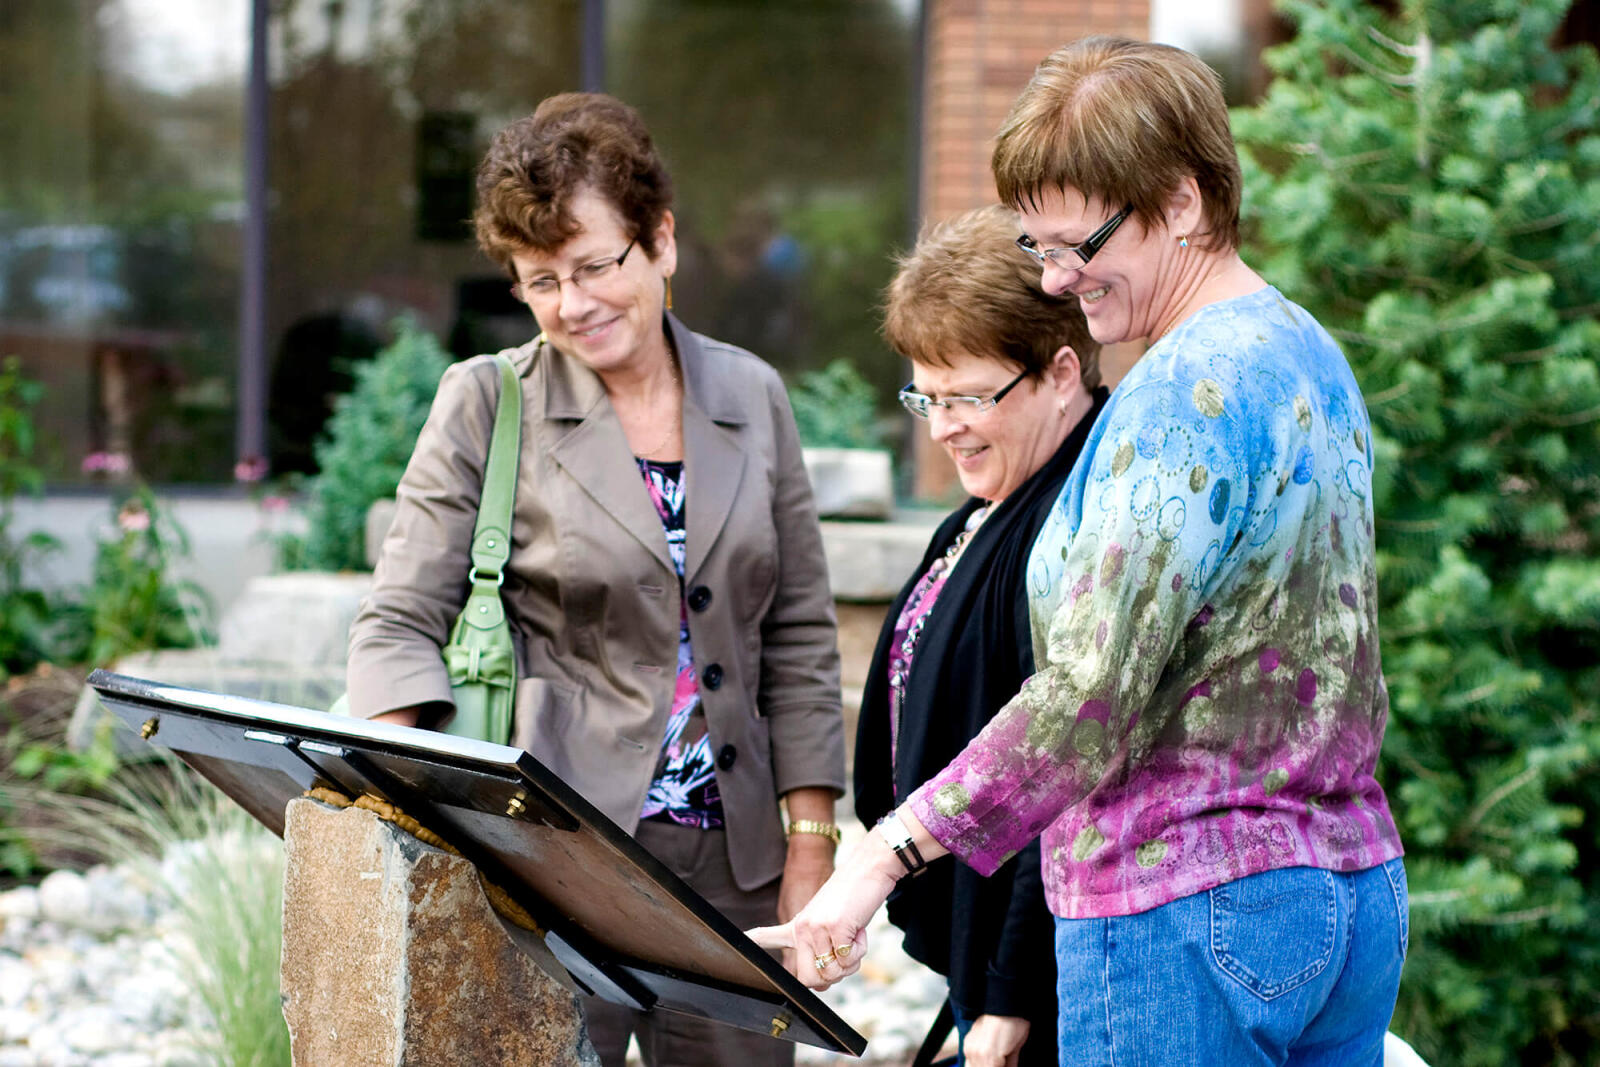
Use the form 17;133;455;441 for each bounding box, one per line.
755;37;1408;1067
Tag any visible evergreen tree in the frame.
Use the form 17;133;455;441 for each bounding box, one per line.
1235;3;1600;1063
302;320;450;572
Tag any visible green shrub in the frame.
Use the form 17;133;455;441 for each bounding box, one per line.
1235;2;1600;1061
0;665;108;878
0;357;63;677
300;318;451;572
788;358;887;450
53;486;214;668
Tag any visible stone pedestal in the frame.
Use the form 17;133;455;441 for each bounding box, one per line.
280;797;599;1067
801;447;894;520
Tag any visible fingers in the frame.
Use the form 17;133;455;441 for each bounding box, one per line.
792;924;867;989
744;923;795;950
834;928;866;977
753;916;872;989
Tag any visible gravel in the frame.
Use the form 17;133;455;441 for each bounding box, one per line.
0;823;948;1067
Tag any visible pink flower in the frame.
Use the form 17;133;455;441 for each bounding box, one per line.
259;495;290;513
117;501;151;533
82;451;132;474
234;455;270;483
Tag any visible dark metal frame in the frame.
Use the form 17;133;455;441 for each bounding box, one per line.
88;669;867;1057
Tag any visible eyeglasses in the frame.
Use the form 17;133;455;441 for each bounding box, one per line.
515;239;636;302
898;367;1030;420
1015;203;1134;271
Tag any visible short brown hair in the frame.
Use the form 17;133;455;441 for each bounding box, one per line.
474;93;674;274
992;37;1240;253
883;205;1101;388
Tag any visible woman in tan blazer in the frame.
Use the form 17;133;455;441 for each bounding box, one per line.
345;93;845;1067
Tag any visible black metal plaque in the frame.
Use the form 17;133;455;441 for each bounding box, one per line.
87;669;866;1056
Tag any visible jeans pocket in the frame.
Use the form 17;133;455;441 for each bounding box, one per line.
1383;858;1410;960
1209;867;1336;1001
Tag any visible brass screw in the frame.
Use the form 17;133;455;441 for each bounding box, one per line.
769;1012;791;1038
140;717;160;739
506;794;526;817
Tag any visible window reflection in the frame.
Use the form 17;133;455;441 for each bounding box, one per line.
0;0;915;483
0;0;246;484
265;0;581;474
609;0;915;405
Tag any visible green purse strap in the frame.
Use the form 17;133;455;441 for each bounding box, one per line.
467;352;522;586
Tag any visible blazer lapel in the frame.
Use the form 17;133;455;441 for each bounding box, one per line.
542;341;675;575
671;316;748;585
682;402;745;584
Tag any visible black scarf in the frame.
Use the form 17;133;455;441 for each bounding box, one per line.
853;386;1106;1030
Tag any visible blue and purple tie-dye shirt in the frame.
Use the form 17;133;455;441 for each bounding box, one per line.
908;287;1404;919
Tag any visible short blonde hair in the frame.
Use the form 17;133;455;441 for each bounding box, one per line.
883;205;1100;389
992;36;1241;253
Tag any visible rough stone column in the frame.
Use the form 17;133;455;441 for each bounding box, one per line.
280;797;599;1067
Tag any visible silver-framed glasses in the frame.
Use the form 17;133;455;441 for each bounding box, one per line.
898;367;1030;419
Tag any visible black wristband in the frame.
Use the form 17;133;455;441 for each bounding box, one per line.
876;811;929;878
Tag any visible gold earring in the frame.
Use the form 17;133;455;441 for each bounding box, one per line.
665;275;673;311
1178;235;1190;249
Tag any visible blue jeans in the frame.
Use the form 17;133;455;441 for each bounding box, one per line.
1055;860;1408;1067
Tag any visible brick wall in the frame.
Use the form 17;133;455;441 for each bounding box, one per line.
911;0;1152;498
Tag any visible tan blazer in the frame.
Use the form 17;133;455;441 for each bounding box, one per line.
347;314;845;889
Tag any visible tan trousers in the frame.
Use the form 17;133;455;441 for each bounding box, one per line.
583;821;794;1067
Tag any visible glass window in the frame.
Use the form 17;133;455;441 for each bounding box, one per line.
1;0;916;483
265;0;582;474
0;0;247;484
607;0;916;402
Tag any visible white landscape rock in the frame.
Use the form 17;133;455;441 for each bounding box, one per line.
803;448;895;521
0;889;37;923
0;819;955;1067
34;873;92;929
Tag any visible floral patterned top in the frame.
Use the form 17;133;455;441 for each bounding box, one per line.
886;566;950;785
886;505;989;786
636;458;724;830
907;287;1404;918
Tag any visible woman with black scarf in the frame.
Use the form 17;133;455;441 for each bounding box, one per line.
854;204;1105;1067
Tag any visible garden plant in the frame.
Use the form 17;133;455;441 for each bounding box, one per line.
1235;1;1600;1062
297;317;452;572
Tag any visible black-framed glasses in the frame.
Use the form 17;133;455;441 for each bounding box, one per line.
1015;203;1134;271
898;366;1031;420
515;239;636;302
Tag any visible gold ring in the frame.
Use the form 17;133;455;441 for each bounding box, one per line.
834;944;853;959
812;951;836;972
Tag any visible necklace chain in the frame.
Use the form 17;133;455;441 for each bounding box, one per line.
636;359;681;457
933;504;990;574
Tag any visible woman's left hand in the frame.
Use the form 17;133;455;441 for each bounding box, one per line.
963;1014;1031;1067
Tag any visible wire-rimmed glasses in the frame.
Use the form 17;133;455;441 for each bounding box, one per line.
898;367;1030;420
514;239;637;302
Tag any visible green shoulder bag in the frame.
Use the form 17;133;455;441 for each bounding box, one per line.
437;352;522;744
334;353;522;742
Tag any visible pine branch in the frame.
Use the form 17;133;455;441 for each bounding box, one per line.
1536;404;1600;429
1464;904;1565;926
1366;24;1425;60
1365;381;1414;405
1498;344;1560;365
1453;763;1544;844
